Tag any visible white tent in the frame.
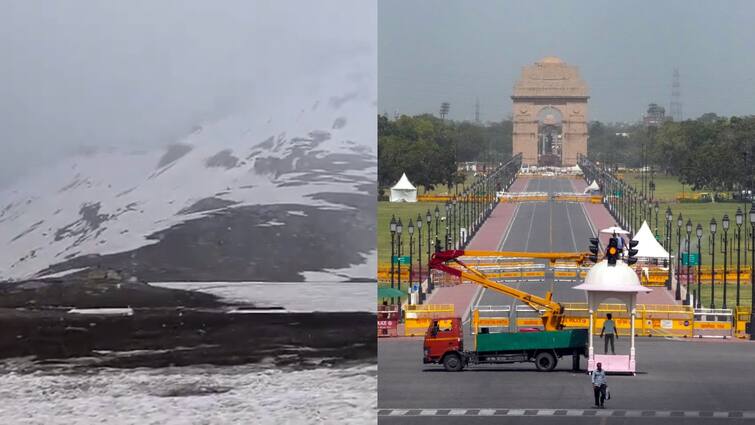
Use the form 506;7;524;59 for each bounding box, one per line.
583;180;600;194
631;221;669;259
390;173;417;202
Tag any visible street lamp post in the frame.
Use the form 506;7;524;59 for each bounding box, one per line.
426;210;432;294
654;201;660;238
675;213;683;301
696;224;703;308
408;219;414;305
416;214;423;303
390;215;397;293
685;219;692;305
444;202;451;250
434;205;440;241
710;218;717;309
396;219;403;303
666;207;673;291
749;203;755;340
722;214;730;310
736;208;743;307
452;197;458;249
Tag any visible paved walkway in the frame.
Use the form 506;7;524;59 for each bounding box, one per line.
426;177;526;319
575;180;678;305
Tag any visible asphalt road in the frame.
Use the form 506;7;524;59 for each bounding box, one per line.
378;177;755;424
379;337;755;424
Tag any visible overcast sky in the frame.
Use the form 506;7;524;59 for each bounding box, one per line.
379;0;755;123
0;0;375;187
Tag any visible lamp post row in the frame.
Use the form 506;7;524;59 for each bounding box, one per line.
578;155;755;328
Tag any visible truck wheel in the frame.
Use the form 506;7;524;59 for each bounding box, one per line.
534;351;557;372
443;353;464;372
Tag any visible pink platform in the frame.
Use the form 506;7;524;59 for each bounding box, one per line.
589;354;635;374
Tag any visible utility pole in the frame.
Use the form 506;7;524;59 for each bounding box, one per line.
440;102;450;121
474;97;480;124
670;68;682;121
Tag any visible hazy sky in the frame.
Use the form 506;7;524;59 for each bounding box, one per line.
379;0;755;123
0;1;375;187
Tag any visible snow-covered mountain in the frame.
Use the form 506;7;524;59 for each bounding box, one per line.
0;65;376;282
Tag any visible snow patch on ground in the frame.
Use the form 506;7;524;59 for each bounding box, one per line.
0;363;376;424
150;281;376;312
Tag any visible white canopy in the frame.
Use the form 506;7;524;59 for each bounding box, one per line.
584;180;600;193
631;221;669;259
600;226;630;235
390;173;417;202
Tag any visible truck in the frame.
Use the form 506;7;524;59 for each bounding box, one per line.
423;249;590;372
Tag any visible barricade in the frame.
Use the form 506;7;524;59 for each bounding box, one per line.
638;267;670;287
377;305;400;337
472;305;511;333
734;306;751;339
693;308;733;338
403;304;454;336
561;303;694;337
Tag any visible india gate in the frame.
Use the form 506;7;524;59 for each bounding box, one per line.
512;56;588;167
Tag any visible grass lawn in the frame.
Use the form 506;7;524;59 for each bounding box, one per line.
623;172;704;203
378;201;446;265
694;283;753;310
618;173;753;268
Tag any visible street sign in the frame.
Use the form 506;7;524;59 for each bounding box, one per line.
392;255;411;265
681;253;700;266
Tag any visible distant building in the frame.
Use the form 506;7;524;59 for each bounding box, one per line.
643;103;668;127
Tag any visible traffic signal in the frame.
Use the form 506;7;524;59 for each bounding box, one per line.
588;237;600;263
606;237;619;266
626;240;639;265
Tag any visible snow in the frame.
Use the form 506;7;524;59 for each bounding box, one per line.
34;267;90;279
0;362;376;424
151;281;376;313
0;51;376;281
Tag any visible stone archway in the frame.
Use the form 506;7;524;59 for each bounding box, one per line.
511;57;589;166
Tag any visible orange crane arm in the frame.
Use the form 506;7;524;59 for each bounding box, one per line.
429;250;590;330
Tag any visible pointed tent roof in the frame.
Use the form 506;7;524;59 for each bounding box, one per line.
631;221;669;259
391;173;416;190
584;180;599;193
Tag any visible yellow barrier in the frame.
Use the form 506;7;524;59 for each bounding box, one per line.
735;306;751;338
404;304;454;336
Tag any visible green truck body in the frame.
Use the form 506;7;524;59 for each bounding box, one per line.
475;329;588;353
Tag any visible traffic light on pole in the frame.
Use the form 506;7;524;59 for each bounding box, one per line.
626;240;639;265
606;237;619;266
588;237;600;263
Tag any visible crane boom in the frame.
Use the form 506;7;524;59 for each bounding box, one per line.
429;250;590;330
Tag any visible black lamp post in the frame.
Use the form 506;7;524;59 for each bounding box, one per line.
434;205;440;240
722;214;730;309
408;219;414;305
666;207;673;290
444;202;451;250
696;224;703;308
654;201;660;238
416;214;423;303
649;179;656;202
675;213;683;301
389;215;397;293
685;219;692;305
426;209;432;293
396;218;403;300
749;203;755;340
710;218;717;309
735;208;743;307
452;197;458;249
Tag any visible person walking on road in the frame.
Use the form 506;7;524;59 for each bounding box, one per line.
600;313;617;354
591;362;608;408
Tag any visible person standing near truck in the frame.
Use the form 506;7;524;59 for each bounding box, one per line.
600;313;617;354
591;362;608;408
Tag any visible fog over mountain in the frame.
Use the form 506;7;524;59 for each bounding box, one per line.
0;1;377;281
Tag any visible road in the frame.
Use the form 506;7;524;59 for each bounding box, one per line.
378;177;755;424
